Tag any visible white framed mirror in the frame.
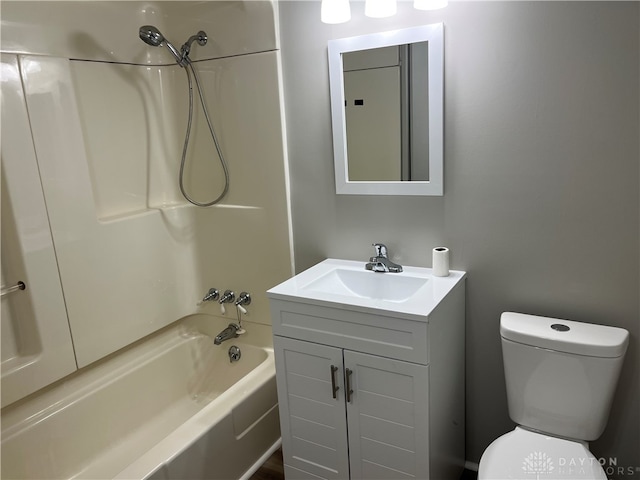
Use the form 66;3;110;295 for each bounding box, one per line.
328;23;444;195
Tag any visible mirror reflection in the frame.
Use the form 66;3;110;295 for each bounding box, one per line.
343;42;430;182
328;24;443;196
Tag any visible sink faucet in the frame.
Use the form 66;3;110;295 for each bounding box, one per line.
214;323;240;345
365;243;403;273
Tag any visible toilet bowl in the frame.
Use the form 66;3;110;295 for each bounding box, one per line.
479;427;606;479
478;312;629;480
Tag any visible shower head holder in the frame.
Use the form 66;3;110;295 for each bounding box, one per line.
139;25;208;67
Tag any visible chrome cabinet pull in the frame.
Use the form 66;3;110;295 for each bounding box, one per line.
1;281;26;298
330;365;339;399
345;368;354;403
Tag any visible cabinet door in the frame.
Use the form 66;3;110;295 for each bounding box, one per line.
344;351;429;479
274;336;350;479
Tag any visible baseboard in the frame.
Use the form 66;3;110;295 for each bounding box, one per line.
465;460;479;472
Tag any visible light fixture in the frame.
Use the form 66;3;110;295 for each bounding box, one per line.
322;0;447;24
321;0;351;24
365;0;397;18
414;0;448;10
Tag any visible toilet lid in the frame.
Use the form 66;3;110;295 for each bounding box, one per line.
478;427;607;480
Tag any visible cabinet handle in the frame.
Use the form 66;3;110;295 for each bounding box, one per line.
345;368;354;403
330;365;339;399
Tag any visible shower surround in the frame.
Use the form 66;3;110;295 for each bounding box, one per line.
1;0;291;424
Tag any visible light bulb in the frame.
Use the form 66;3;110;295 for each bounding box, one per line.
414;0;448;10
321;0;351;24
365;0;397;18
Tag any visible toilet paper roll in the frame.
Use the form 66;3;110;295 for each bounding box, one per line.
432;247;450;277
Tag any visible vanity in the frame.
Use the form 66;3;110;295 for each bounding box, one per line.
267;259;466;479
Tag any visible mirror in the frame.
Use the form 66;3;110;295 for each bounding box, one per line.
328;24;444;195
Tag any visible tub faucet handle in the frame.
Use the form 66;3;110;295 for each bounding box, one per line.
234;292;251;314
219;290;235;315
203;288;219;302
198;288;219;305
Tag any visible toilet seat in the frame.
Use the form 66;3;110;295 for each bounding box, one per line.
478;427;607;480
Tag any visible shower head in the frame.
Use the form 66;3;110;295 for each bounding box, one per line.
139;25;164;47
139;25;186;66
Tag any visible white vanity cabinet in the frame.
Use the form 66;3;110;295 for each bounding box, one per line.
268;259;466;480
273;335;429;479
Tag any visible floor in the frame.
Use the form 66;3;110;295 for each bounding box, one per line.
249;448;479;480
249;448;285;480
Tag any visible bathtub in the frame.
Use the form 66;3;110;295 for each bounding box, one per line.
1;314;280;480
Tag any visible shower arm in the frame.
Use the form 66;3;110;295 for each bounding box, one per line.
181;31;207;59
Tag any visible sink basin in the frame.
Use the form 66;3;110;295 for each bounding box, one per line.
301;268;428;302
267;258;466;320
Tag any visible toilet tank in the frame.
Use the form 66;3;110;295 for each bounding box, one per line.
500;312;629;441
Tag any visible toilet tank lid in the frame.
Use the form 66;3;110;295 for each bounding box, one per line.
500;312;629;358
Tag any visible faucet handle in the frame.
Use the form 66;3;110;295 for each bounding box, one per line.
198;288;219;305
372;243;388;258
219;290;235;315
235;292;251;315
234;292;251;306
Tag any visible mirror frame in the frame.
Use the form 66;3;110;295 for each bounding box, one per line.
328;23;444;196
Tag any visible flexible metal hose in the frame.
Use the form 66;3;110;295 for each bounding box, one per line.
178;58;230;207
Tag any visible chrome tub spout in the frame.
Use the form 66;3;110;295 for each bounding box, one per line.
214;323;240;345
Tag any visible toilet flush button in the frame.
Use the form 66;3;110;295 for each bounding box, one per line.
551;323;570;332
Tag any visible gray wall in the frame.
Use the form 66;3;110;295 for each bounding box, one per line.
277;0;639;473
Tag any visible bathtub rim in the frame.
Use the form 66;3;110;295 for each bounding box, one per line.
2;314;277;480
112;344;276;479
113;324;281;480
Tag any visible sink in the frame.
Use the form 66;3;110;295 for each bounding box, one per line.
268;258;466;320
301;267;428;302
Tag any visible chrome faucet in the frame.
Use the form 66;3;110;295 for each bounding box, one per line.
214;323;240;345
234;292;251;314
218;290;235;315
201;288;219;303
365;243;403;273
218;290;235;305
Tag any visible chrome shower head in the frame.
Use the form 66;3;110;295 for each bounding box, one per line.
139;25;164;47
138;25;185;66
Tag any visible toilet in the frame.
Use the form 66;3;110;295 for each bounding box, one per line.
478;312;629;480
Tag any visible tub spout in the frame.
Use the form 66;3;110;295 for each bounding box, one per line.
214;323;240;345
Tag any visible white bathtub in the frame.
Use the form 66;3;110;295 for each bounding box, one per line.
1;315;280;480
